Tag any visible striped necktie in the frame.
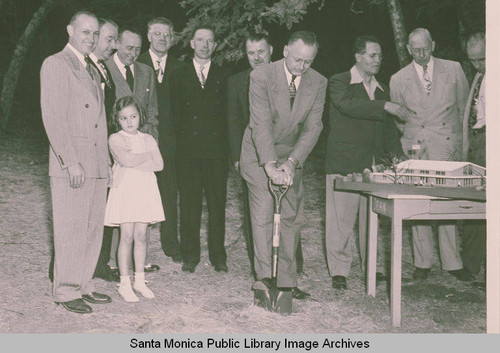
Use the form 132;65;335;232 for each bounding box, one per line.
199;65;206;89
289;75;297;107
156;60;164;83
423;65;432;94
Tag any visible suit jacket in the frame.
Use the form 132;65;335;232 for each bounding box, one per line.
240;59;327;185
227;68;251;164
137;52;184;160
87;58;115;134
40;45;109;178
325;70;404;175
462;72;486;158
169;61;230;159
106;57;159;140
390;58;469;160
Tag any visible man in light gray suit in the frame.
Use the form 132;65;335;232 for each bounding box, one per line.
390;28;471;281
40;10;111;314
240;31;327;299
106;27;161;273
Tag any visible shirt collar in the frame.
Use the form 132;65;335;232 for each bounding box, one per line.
149;49;167;66
413;56;434;73
67;43;87;68
193;58;211;74
350;65;383;91
89;53;99;65
283;60;302;87
114;52;134;71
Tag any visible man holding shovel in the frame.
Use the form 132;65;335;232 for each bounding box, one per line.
239;31;327;302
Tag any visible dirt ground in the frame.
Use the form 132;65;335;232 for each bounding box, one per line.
0;135;486;333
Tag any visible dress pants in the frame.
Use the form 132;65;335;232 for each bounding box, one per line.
93;226;114;276
462;130;486;275
325;174;385;277
50;177;107;302
176;158;228;266
246;169;303;288
157;159;181;257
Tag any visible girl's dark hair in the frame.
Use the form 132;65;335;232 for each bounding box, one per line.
112;96;146;132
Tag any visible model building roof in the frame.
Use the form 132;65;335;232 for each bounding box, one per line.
396;160;484;172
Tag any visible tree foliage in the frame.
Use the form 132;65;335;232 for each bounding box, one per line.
177;0;325;64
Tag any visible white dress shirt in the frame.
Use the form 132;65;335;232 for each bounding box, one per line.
149;49;167;83
350;65;383;100
113;52;134;80
283;61;302;89
193;59;211;85
413;56;434;90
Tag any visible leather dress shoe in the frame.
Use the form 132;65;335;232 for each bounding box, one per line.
59;299;92;314
144;263;160;272
332;275;347;290
182;262;196;273
82;292;112;304
292;287;311;300
413;267;430;280
214;263;228;273
449;268;474;282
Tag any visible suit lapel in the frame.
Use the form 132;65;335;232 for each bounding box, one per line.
429;59;446;105
106;58;133;96
270;60;292;119
63;47;97;98
291;70;314;120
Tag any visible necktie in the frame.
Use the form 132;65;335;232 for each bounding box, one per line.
97;59;111;87
125;65;134;91
423;65;432;94
84;55;94;80
469;73;484;128
289;75;297;108
199;65;206;89
156;60;164;83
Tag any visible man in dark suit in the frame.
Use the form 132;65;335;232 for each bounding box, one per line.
106;27;161;273
137;17;184;264
461;32;486;290
41;11;112;314
170;26;230;273
325;35;413;290
239;31;326;299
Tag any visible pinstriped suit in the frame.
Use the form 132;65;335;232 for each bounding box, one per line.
41;44;109;302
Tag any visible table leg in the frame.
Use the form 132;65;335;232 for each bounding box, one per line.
391;207;402;327
367;196;378;297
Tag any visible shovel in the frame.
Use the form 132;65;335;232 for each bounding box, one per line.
253;179;293;314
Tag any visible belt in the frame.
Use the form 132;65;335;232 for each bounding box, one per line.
471;126;486;135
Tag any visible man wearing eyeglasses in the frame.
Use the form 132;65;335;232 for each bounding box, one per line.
390;28;470;282
138;17;184;264
325;35;412;290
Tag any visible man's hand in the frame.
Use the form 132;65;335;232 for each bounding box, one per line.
67;163;85;189
264;161;287;186
278;160;295;186
384;102;416;122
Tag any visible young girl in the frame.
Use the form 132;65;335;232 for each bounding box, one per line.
104;96;164;302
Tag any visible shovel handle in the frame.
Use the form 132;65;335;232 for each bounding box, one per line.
268;179;289;214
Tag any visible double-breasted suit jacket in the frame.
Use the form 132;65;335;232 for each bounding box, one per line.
40;44;109;302
240;59;327;287
390;58;469;160
106;56;159;140
137;53;184;160
169;62;230;266
389;57;469;272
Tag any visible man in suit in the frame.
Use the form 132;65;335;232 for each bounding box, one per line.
41;11;112;314
325;35;413;290
137;17;184;264
88;18;119;282
170;26;230;274
106;27;161;273
461;32;486;289
390;28;471;281
239;31;326;298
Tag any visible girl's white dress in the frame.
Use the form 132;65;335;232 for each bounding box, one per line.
104;130;165;226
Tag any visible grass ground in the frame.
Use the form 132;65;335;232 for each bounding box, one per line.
0;135;486;333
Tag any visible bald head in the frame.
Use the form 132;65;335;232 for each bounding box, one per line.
407;28;435;66
467;32;485;73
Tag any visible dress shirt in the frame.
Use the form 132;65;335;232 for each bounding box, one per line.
472;72;486;129
192;59;211;85
413;56;434;91
89;53;106;91
149;49;167;83
283;61;302;89
113;52;134;81
350;65;383;100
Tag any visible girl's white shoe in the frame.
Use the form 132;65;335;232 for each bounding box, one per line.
133;282;155;299
118;283;140;302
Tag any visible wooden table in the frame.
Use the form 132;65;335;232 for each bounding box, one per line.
362;192;486;327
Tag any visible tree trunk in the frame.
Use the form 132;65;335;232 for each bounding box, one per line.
386;0;410;68
0;0;58;130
